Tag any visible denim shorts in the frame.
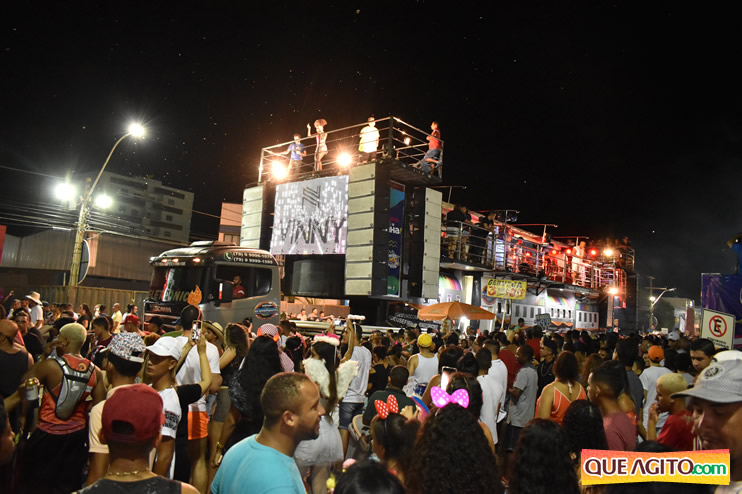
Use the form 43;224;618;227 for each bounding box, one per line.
338;401;365;430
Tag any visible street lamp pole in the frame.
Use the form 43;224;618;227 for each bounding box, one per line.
69;125;144;286
648;286;676;331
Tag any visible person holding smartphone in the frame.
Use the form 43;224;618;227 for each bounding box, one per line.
174;310;223;493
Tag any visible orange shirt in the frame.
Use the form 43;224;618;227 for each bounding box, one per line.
536;382;586;424
39;354;96;435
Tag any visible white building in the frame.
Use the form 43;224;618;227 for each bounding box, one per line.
92;172;194;243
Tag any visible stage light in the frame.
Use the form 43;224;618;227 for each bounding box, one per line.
337;152;353;168
589;249;598;256
272;161;288;180
604;248;614;257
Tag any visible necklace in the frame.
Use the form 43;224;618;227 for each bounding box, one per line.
106;468;152;477
539;360;554;377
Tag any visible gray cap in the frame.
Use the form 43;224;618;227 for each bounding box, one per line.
672;350;742;404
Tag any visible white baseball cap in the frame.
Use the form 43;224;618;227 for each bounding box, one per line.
146;336;182;360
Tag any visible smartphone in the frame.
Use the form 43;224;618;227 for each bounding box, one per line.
440;366;457;391
191;321;200;342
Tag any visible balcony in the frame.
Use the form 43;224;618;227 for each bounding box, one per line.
257;116;443;187
440;221;628;296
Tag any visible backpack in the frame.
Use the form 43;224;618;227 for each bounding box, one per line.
50;355;95;420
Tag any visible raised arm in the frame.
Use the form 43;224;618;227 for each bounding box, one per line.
341;320;357;363
195;336;213;396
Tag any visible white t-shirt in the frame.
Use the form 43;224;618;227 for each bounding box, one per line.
175;337;221;413
640;365;672;430
487;359;508;422
30;304;43;326
157;386;181;479
359;125;380;153
343;346;372;403
477;374;505;445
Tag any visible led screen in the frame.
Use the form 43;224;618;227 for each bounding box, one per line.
270;176;349;255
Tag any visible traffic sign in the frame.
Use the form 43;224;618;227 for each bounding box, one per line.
701;309;735;350
534;313;551;331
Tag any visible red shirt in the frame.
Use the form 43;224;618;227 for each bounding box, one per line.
658;410;694;452
233;284;246;299
499;348;521;387
527;338;541;361
429;129;442;150
603;411;637;451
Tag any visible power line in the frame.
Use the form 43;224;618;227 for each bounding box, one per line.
0;165;65;180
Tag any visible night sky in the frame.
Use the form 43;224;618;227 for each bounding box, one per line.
2;3;741;299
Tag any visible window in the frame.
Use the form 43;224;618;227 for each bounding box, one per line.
514;305;520;317
166;215;173;221
215;264;273;297
569;310;572;319
154;187;186;200
168;199;175;205
164;231;171;237
550;308;554;316
530;307;534;318
579;313;582;322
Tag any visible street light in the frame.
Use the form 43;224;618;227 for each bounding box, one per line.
648;287;676;330
69;123;146;286
94;193;113;209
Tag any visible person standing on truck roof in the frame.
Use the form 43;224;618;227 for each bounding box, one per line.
307;118;328;172
232;276;246;299
285;133;306;176
359;117;380;163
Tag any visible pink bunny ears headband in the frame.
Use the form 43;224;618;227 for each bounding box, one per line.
430;386;470;409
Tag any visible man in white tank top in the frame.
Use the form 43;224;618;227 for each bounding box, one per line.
406;333;439;395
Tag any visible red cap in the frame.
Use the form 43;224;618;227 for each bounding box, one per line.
101;384;164;444
124;314;140;325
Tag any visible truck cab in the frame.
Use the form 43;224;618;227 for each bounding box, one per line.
145;241;280;330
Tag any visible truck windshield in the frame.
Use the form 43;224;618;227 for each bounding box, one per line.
149;266;205;302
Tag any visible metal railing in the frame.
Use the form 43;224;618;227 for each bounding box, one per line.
257;116;444;183
440;222;628;294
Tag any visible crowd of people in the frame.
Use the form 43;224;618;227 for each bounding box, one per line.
1;290;741;494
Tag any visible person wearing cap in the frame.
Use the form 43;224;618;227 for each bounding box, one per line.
212;373;324;494
406;333;439;396
123;314;142;334
640;345;672;435
86;332;147;485
537;337;557;396
147;316;165;335
672;351;742;489
76;384;199;494
173;306;222;493
15;323;105;493
646;372;694;451
147;333;212;479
